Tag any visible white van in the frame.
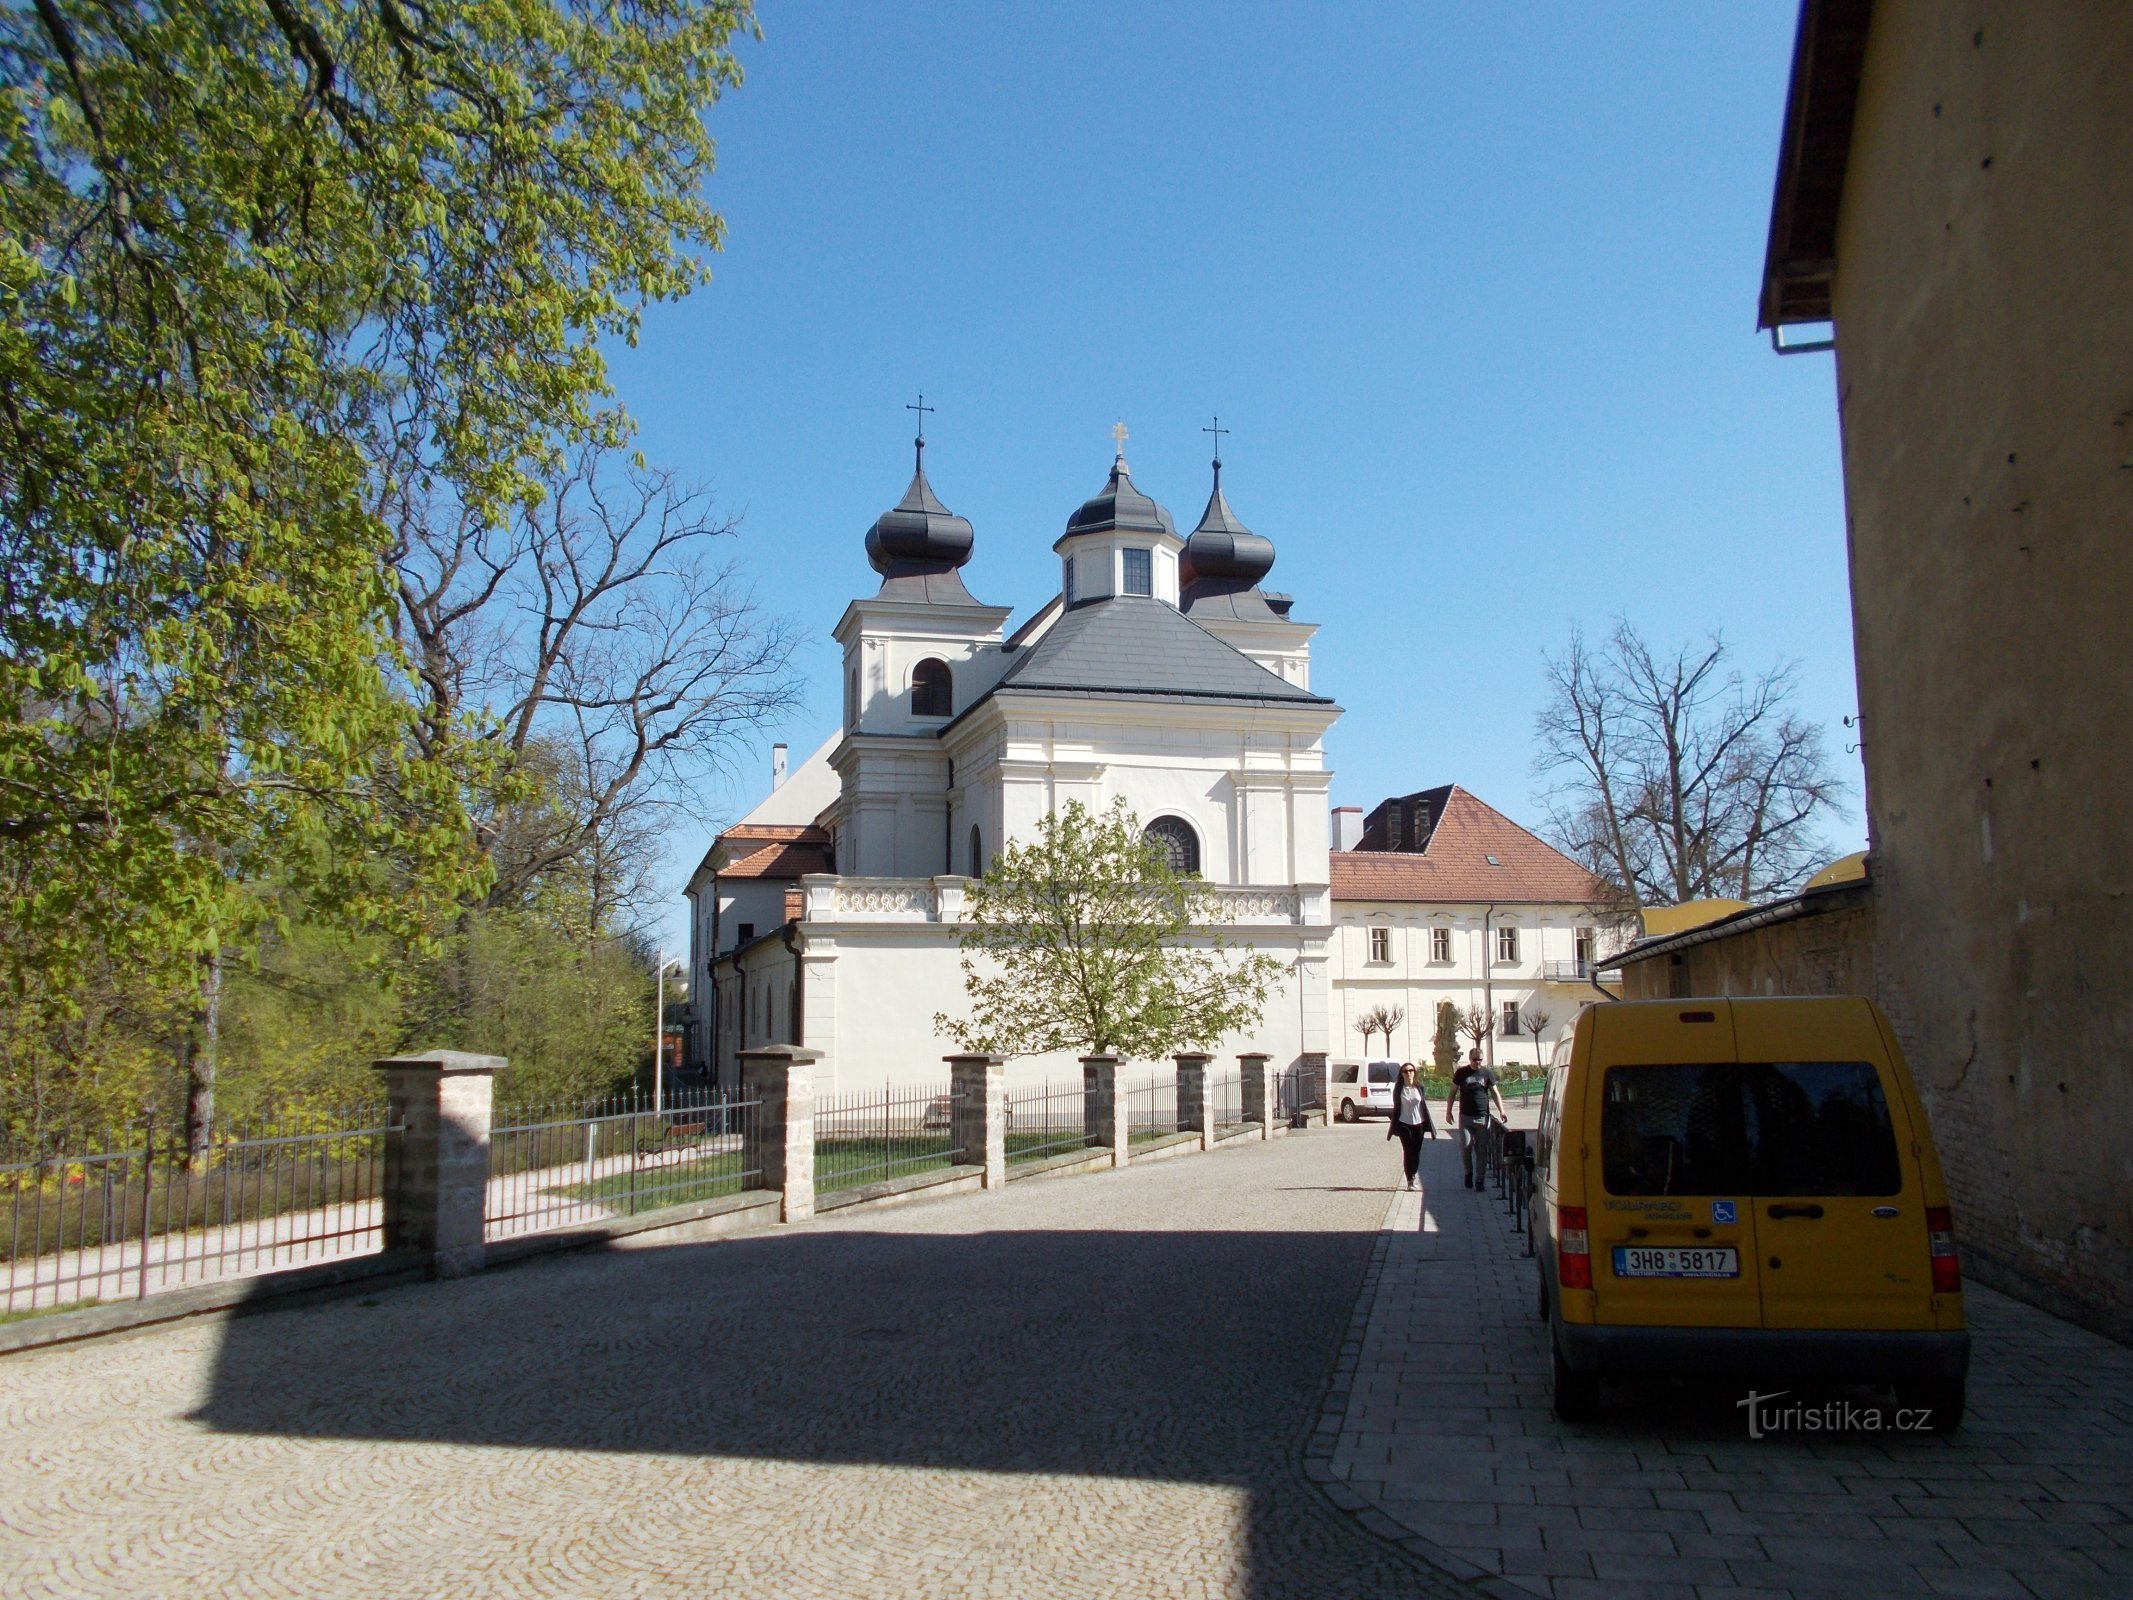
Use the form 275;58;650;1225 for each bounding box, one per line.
1333;1059;1403;1122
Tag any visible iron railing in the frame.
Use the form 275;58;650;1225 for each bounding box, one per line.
1005;1080;1092;1165
1208;1071;1245;1134
812;1081;964;1195
485;1086;759;1242
2;1111;397;1318
1127;1073;1177;1142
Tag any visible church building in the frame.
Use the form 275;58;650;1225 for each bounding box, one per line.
684;427;1612;1093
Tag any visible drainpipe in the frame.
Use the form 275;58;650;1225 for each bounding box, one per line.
782;918;805;1055
1482;904;1497;1070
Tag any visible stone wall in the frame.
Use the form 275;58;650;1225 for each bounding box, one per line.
1824;4;2133;1342
1616;892;1875;1004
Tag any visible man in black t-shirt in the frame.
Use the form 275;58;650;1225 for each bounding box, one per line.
1447;1048;1507;1189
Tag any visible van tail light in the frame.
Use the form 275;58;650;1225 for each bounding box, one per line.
1558;1205;1592;1290
1926;1205;1962;1294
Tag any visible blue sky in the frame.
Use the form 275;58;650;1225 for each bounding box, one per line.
613;3;1862;946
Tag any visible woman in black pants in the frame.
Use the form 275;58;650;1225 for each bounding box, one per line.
1385;1062;1434;1190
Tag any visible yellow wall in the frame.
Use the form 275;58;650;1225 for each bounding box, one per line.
1828;3;2133;1338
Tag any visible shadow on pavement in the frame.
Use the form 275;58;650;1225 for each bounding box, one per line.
193;1225;1460;1599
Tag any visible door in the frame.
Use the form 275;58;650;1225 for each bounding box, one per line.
1733;1000;1930;1331
1586;1006;1760;1329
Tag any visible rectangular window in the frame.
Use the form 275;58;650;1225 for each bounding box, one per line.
1497;925;1519;963
1063;555;1077;603
1574;926;1595;968
1430;926;1452;963
1122;547;1153;595
736;922;754;948
1368;926;1391;963
1502;1000;1521;1038
1600;1062;1901;1197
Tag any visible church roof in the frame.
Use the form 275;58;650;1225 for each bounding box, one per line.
989;594;1328;705
1330;787;1610;904
863;439;981;603
1179;461;1280;621
1062;459;1177;540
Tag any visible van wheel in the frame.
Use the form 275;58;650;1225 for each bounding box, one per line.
1552;1342;1600;1422
1338;1099;1358;1124
1894;1376;1965;1434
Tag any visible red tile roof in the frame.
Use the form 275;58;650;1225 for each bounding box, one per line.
716;824;833;881
1329;786;1609;905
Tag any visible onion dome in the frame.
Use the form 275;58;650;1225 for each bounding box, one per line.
1063;455;1177;540
1181;458;1275;588
865;436;975;577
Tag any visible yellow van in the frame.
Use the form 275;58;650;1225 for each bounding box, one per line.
1533;997;1970;1429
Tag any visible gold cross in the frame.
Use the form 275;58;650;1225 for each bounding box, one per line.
1111;420;1128;458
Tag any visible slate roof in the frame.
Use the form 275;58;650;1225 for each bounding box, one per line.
991;595;1330;706
1330;786;1609;904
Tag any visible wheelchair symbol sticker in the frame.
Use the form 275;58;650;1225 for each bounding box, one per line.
1712;1200;1737;1225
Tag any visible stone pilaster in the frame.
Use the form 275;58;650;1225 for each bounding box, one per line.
372;1050;506;1278
945;1053;1007;1190
740;1045;820;1222
1081;1054;1128;1167
1239;1052;1275;1138
1175;1052;1214;1151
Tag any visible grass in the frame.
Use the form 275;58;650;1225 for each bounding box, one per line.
1;1296;100;1326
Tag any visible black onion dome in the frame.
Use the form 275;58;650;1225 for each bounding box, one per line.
1182;474;1275;587
1063;459;1177;539
865;454;975;577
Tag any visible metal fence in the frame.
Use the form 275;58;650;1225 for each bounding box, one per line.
1127;1073;1177;1140
1275;1064;1311;1123
485;1086;758;1242
1005;1080;1092;1165
3;1111;397;1317
812;1081;964;1195
1208;1071;1245;1133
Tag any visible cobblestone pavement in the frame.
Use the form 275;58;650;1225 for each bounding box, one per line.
1326;1129;2133;1600
0;1127;1476;1600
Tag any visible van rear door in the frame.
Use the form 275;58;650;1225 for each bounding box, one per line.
1587;1005;1762;1330
1732;1000;1934;1332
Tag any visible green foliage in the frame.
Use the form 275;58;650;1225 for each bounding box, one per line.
1432;1000;1460;1072
0;0;754;1019
936;799;1283;1061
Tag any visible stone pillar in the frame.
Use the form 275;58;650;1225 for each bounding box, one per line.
1299;1050;1329;1126
1239;1052;1275;1139
945;1053;1007;1190
373;1051;506;1279
1081;1054;1128;1167
1174;1052;1214;1151
740;1045;820;1222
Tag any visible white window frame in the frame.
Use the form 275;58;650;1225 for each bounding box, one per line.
1429;926;1452;964
1368;926;1392;964
1502;1000;1521;1039
1496;925;1520;964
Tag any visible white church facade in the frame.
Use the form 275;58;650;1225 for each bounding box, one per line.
684;430;1617;1094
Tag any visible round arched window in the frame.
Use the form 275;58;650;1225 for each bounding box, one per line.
1142;815;1200;876
911;657;952;717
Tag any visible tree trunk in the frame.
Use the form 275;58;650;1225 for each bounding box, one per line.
181;946;222;1159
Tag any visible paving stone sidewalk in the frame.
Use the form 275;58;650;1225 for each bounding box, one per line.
1321;1128;2133;1600
0;1126;1473;1600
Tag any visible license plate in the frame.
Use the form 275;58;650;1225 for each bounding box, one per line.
1612;1246;1740;1279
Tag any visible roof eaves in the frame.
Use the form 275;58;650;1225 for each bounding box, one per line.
1598;877;1872;968
1759;0;1876;330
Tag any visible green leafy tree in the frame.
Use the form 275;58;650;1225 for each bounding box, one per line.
1431;1000;1460;1073
935;799;1283;1060
2;0;754;1129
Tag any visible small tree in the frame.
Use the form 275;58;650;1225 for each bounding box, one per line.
1458;1006;1493;1060
1522;1006;1554;1074
1354;1003;1405;1057
1432;1001;1461;1073
935;799;1283;1059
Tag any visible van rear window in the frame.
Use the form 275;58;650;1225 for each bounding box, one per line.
1367;1063;1398;1083
1601;1062;1902;1197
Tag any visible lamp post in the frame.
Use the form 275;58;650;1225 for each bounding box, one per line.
654;950;668;1114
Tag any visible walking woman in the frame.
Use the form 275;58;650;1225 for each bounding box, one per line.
1385;1063;1434;1190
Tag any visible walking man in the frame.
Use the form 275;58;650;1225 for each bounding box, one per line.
1447;1048;1506;1190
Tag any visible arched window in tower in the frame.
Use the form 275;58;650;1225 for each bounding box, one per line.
968;824;983;878
911;657;953;718
1142;815;1200;876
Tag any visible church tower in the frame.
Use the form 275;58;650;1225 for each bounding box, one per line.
829;416;1012;877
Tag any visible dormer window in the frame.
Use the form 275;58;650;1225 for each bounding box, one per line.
911;657;952;718
1121;547;1153;596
